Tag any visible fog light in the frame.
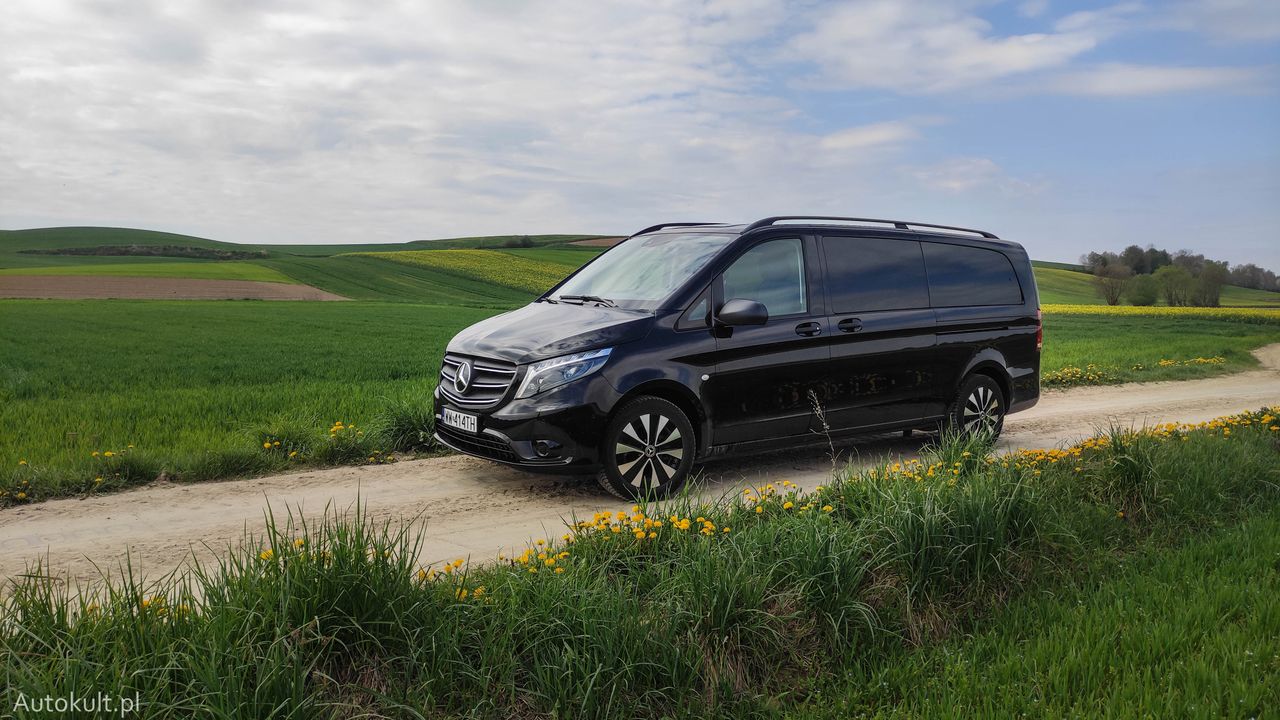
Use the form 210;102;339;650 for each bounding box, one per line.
534;440;560;458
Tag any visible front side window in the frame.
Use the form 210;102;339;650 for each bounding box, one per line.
552;232;735;310
722;238;807;317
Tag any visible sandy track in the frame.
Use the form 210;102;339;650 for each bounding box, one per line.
0;275;347;300
3;344;1278;589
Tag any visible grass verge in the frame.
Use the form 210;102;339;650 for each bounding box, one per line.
794;506;1280;719
3;409;1277;718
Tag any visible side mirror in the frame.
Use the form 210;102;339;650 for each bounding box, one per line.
717;298;769;326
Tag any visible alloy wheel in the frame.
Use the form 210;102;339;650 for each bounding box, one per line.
613;412;684;489
962;385;1001;434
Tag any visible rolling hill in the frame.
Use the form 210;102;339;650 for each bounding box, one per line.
3;227;1278;307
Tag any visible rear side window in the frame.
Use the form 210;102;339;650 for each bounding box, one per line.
722;238;807;316
923;243;1023;307
820;236;928;313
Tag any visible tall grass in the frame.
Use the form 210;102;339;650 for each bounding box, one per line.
4;409;1277;718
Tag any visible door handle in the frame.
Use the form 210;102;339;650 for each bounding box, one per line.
795;321;822;337
838;318;863;333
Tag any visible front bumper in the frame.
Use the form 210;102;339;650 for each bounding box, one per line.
433;374;619;475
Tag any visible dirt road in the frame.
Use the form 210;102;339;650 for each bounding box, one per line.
4;344;1278;589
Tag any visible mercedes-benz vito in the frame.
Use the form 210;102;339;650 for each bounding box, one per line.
434;216;1041;499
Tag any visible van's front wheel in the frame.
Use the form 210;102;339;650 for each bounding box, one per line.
596;396;695;500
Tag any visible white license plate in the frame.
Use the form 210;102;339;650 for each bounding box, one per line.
441;408;478;433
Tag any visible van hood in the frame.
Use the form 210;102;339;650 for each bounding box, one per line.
447;301;654;365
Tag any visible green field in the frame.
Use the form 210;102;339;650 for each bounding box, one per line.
1042;312;1280;386
0;227;604;296
256;255;533;305
345;249;579;294
0;300;497;500
0;261;296;283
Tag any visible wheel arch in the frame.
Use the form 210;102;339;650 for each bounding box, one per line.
962;356;1014;407
616;379;708;455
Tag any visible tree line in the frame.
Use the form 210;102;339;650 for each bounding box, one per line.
1080;244;1277;307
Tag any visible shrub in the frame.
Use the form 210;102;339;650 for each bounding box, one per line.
1125;274;1159;306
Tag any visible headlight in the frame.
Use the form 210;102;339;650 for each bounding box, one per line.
515;347;612;399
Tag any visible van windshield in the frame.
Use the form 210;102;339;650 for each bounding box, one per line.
551;233;734;310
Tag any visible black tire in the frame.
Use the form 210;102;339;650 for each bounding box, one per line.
596;396;696;500
946;373;1006;438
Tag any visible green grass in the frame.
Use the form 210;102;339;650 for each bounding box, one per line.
0;300;497;501
798;506;1280;719
1041;313;1280;386
1035;266;1103;304
346;249;579;294
3;412;1277;718
257;255;532;305
0;261;296;283
497;246;604;266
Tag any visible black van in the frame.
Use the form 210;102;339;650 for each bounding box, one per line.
435;216;1041;499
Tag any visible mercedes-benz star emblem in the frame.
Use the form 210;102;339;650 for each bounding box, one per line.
454;361;472;394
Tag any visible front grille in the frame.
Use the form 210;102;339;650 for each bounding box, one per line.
436;425;519;463
439;353;518;409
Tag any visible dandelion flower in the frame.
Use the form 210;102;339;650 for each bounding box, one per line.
755;506;763;514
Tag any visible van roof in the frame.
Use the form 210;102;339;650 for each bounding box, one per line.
635;217;1019;248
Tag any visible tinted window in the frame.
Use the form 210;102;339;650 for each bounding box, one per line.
722;238;807;316
821;236;928;313
923;242;1023;307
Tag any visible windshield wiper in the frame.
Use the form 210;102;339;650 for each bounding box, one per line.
535;296;558;303
558;295;618;308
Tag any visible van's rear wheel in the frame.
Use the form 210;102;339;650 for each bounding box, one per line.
947;374;1006;438
597;396;695;500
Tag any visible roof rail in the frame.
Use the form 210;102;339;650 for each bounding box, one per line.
743;216;999;239
630;222;723;237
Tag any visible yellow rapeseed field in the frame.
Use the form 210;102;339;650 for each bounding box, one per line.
1042;304;1280;324
349;249;573;294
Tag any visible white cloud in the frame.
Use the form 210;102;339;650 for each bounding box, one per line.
1166;0;1280;43
1018;0;1050;19
819;121;918;151
782;1;1137;93
910;157;1045;196
1051;63;1268;96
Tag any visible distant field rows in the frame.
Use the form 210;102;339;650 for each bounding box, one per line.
4;227;1278;306
0;261;296;283
343;248;590;295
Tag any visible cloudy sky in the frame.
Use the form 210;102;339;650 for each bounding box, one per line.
2;0;1278;266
